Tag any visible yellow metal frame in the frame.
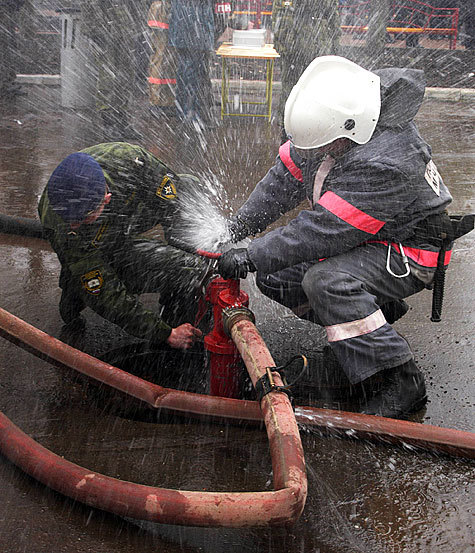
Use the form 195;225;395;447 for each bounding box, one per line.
216;43;280;122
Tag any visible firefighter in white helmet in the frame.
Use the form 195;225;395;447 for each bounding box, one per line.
284;55;381;151
218;56;457;419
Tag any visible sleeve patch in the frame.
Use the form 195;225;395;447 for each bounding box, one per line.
81;270;104;295
156;175;177;200
424;160;441;196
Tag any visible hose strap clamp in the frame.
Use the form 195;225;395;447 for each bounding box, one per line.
255;367;293;404
254;355;308;405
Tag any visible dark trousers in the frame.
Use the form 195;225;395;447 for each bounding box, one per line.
256;243;427;384
175;48;212;122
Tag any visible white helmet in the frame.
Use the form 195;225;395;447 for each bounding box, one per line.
284;56;381;151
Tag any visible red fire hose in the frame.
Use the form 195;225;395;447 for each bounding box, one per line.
167;236;223;260
1;306;475;458
0;306;307;527
1;303;472;458
0;306;474;527
224;311;307;500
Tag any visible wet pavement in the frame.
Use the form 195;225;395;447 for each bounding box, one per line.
0;86;474;552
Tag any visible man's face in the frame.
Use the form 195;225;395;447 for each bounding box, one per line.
82;191;111;224
70;186;111;229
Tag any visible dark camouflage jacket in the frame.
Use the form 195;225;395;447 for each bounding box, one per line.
237;69;453;275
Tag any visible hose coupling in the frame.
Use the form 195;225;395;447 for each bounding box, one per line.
222;306;255;337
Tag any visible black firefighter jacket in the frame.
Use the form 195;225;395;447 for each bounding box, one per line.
236;68;453;276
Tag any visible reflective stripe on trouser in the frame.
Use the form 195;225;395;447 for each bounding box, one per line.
256;243;427;384
325;309;387;342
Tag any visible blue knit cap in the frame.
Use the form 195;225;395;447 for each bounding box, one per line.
47;152;106;223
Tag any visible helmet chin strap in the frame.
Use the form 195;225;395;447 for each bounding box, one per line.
294;138;354;160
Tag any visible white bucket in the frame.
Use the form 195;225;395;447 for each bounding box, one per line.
232;29;266;48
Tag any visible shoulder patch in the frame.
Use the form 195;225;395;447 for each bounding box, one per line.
424;160;441;196
81;270;104;295
156;174;177;200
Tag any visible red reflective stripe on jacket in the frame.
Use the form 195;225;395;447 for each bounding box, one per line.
148;77;177;85
369;240;452;267
279;141;303;182
318;191;385;234
402;244;451;266
148;20;169;29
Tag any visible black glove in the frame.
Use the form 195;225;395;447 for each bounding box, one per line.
217;248;256;280
227;215;251;244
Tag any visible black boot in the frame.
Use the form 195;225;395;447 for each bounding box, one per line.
381;299;409;324
360;359;427;419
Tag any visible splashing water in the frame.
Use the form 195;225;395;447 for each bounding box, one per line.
177;173;233;252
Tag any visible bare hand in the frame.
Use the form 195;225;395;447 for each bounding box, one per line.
166;323;202;350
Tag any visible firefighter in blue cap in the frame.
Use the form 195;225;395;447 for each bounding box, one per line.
38;142;208;349
219;56;466;419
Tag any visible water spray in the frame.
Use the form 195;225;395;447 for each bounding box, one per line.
167;235;223;259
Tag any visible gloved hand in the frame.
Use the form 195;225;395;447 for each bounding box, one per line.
217;248;256;280
226;215;251;244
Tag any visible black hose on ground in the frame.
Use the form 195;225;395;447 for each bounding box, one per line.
0;213;44;239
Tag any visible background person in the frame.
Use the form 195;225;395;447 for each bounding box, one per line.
168;0;215;128
272;0;341;140
221;56;457;419
39;142;209;350
81;0;149;140
147;0;177;117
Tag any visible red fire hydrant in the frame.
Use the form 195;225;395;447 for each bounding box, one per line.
204;277;249;398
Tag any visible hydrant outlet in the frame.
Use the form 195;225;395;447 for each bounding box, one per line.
222;306;255;337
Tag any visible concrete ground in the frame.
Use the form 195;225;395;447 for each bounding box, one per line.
0;80;473;553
